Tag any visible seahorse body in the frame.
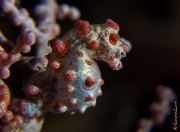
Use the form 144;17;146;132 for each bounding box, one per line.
1;19;130;131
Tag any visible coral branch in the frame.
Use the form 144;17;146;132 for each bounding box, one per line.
0;30;35;79
57;4;81;21
34;0;60;38
136;85;177;132
0;79;10;116
0;0;50;71
0;0;81;72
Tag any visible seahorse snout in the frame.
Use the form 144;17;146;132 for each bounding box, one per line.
108;58;122;70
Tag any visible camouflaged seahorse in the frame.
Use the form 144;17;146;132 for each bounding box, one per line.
0;19;131;131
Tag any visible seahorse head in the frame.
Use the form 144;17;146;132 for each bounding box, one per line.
81;19;131;70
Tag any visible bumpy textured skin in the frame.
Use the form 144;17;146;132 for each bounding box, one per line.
0;19;130;131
